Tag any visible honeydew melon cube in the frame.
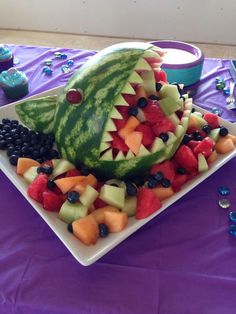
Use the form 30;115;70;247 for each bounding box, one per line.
99;184;125;209
168;113;180;126
51;159;75;178
166;132;177;146
80;185;99;208
23;166;39;183
198;153;209;172
209;128;220;142
140;70;156;95
151;137;165;153
159;84;180;99
175;125;185;138
59;200;88;224
192;113;207;127
180;117;189;131
121;196;137;217
159;97;181;116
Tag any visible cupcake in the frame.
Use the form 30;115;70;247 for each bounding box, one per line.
0;44;14;73
0;67;29;100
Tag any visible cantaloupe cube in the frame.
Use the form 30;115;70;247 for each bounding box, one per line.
91;206;119;224
225;134;236;144
104;211;128;232
118;116;140;139
153;186;174;201
207;150;218;164
124;131;143;155
72;215;99;246
83;174;98;188
17;158;40;175
54;176;85;194
215;138;235;154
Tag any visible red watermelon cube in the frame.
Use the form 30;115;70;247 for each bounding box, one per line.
193;137;215;158
150;160;176;183
135;124;155;147
152;118;176;137
27;174;48;204
136;188;162;219
42;190;64;212
203;113;220;129
174;145;198;173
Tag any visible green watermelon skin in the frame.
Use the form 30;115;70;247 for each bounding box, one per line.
53;42;187;179
15;95;57;134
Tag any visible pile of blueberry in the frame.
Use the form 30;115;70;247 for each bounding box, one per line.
0;118;59;165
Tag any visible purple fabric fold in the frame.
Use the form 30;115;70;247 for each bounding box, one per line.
1;45;236;314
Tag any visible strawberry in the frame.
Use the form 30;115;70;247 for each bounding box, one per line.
135;188;162;219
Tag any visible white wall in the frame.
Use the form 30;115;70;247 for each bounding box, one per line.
0;0;236;45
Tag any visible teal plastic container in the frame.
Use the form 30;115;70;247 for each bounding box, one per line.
150;40;204;87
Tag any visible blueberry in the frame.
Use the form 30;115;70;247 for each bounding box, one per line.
7;146;15;156
48;149;59;159
67;191;80;203
128;106;138;116
153;171;164;182
219;126;228;137
43;165;53;175
192;131;202;141
132;176;145;187
125;181;137;196
9;155;19;166
0;140;7;149
147;177;158;188
67;223;73;233
99;223;109;238
3;124;11;132
161;178;171;188
37;166;44;174
177;167;186;174
47;179;56;189
159;133;169;142
202;124;212;134
2;118;11;125
156;82;162;92
137;97;148;108
182;134;192;144
148;95;159;101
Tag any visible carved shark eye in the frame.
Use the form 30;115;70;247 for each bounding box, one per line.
66;88;83;105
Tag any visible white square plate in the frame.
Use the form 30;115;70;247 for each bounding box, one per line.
1;86;236;266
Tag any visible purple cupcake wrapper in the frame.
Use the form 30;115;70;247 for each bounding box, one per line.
0;57;14;73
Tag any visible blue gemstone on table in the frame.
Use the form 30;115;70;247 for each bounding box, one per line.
13;58;20;65
60;53;67;59
218;198;231;209
211;107;222;116
216;81;225;90
229;211;236;223
215;77;224;83
223;87;230;95
43;66;53;75
44;59;53;66
67;59;74;67
61;65;71;73
54;52;61;58
229;225;236;237
218;186;230;196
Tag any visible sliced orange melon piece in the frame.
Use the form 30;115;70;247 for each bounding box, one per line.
72;215;99;246
104;211;128;232
83;174;98;188
54;176;85;194
135;85;147;101
225;134;236;144
124;131;143;155
207;150;218;164
16;158;40;175
91;205;119;224
215;137;235;154
118;116;140;140
72;183;86;194
153;186;174;201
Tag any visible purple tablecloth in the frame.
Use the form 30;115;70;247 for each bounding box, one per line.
1;45;236;314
